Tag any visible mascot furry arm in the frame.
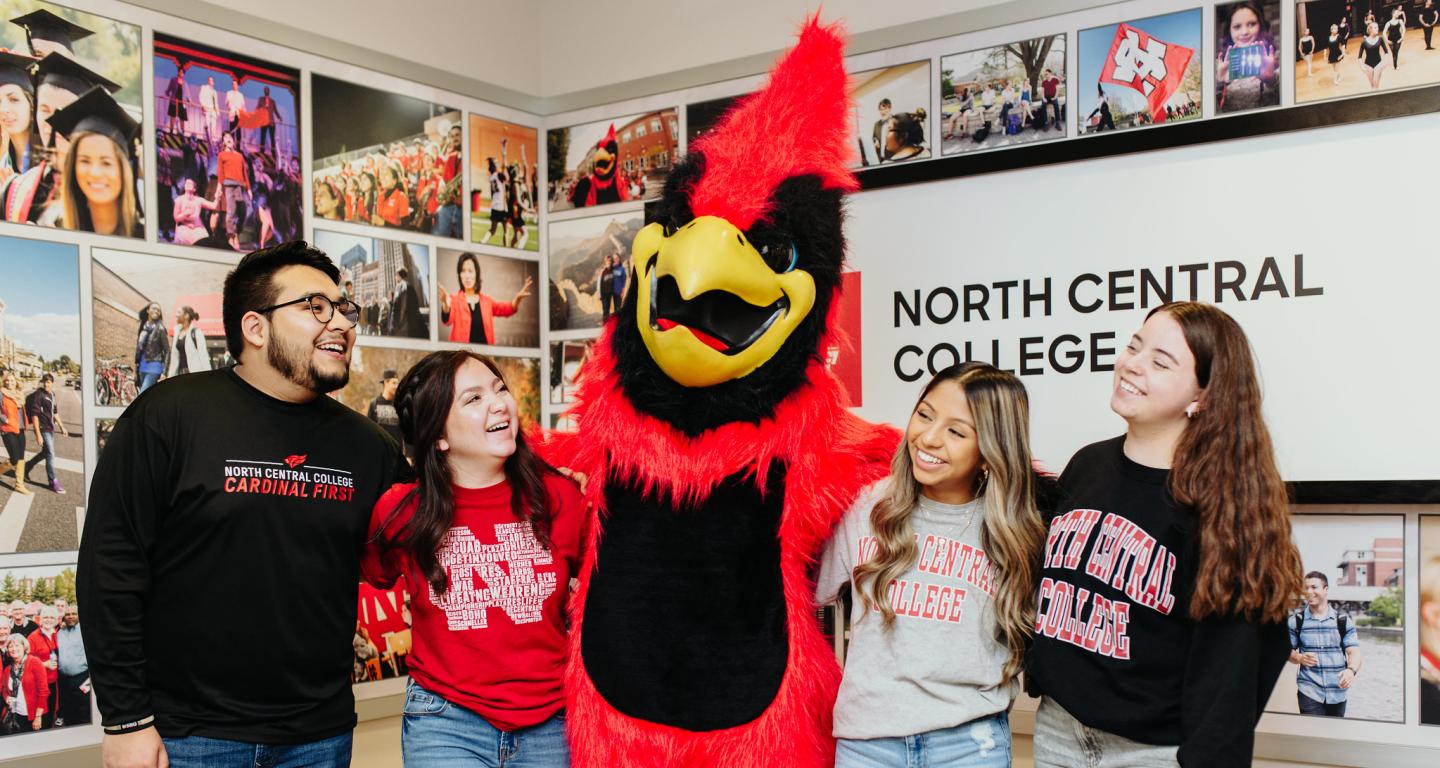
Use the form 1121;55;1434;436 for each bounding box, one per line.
541;17;899;768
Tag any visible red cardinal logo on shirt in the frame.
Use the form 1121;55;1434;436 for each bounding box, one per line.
284;454;307;469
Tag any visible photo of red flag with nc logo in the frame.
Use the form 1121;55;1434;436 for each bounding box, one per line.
1099;23;1193;123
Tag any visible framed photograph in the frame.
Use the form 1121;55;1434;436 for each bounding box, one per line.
547;109;677;212
354;581;410;685
311;75;462;237
1265;513;1405;723
685;94;745;145
91;249;231;408
548;338;596;405
0;235;81;553
436;249;539;348
1294;0;1438;104
1215;1;1281;113
154;33;302;251
1421;514;1440;726
941;35;1067;155
547;211;643;331
0;1;144;235
313;230;431;341
851;60;931;167
469;115;538;252
1078;9;1203;134
0;562;90;734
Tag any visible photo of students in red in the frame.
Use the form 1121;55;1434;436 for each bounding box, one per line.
153;34;301;252
312;75;462;238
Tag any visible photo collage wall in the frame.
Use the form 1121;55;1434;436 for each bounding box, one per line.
3;0;1440;760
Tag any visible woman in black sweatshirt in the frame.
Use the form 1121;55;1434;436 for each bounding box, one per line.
1027;302;1301;767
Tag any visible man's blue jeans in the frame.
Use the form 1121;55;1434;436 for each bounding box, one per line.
162;731;352;768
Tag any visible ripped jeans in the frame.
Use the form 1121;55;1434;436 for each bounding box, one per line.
835;711;1011;767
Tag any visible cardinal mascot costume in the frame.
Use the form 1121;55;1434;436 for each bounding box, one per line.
569;124;630;208
541;16;900;768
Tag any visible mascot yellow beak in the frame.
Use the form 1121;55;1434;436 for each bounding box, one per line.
593;147;615;175
632;216;816;388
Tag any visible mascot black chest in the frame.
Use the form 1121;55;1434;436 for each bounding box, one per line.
581;466;789;731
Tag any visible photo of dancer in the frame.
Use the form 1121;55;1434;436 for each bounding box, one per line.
852;60;930;166
0;235;82;554
547;108;677;212
548;337;595;405
354;582;411;684
0;2;143;234
153;33;301;251
314;229;431;340
1422;515;1440;726
312;74;462;236
1295;0;1440;102
0;563;88;737
436;249;539;348
940;35;1066;155
1266;513;1405;723
90;248;230;407
469;114;538;252
1215;1;1280;113
333;346;540;428
547;211;642;331
1079;9;1202;134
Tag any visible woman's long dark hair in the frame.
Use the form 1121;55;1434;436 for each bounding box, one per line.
380;350;555;595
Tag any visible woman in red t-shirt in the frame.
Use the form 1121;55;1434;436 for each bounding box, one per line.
371;160;410;228
364;350;584;766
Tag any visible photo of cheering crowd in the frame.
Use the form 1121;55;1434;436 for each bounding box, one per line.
852;60;931;167
0;3;143;236
90;248;230;407
1266;514;1405;723
1079;9;1203;134
0;236;83;555
0;563;88;737
547;109;676;212
1295;0;1440;103
153;34;301;251
312;75;463;238
941;35;1067;155
314;230;430;341
469;115;538;252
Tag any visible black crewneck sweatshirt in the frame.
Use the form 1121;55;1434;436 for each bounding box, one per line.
79;367;405;743
1026;436;1289;767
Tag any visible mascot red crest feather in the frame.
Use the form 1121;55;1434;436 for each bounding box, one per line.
689;16;858;230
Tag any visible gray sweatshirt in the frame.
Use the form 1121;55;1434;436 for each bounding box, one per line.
815;479;1017;739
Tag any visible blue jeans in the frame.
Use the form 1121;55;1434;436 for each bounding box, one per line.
1298;690;1347;717
402;680;569;767
835;712;1010;768
433;203;461;239
29;431;56;485
162;731;352;768
138;370;162;393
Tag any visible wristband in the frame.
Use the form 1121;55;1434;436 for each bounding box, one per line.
1346;666;1359;675
103;715;154;735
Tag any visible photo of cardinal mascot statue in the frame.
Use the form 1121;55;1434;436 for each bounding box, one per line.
539;15;900;768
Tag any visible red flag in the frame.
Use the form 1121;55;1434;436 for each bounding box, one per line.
1099;23;1193;123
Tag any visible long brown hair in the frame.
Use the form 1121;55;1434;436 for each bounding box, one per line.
378;350;556;595
852;362;1045;682
61;131;139;237
1154;302;1301;622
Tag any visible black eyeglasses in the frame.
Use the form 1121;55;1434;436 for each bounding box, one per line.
254;293;361;325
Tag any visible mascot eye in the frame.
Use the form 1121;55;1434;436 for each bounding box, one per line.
759;242;799;274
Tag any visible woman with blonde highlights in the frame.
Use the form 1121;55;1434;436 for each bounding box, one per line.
815;361;1046;767
1028;301;1301;768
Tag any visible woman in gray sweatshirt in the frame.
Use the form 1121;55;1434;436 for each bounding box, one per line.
816;361;1046;767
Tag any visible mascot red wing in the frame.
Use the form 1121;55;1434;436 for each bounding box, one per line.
541;16;899;768
569;123;630;208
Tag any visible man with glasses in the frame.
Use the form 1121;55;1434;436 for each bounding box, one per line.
80;242;407;768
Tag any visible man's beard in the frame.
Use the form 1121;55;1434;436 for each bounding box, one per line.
268;327;349;393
